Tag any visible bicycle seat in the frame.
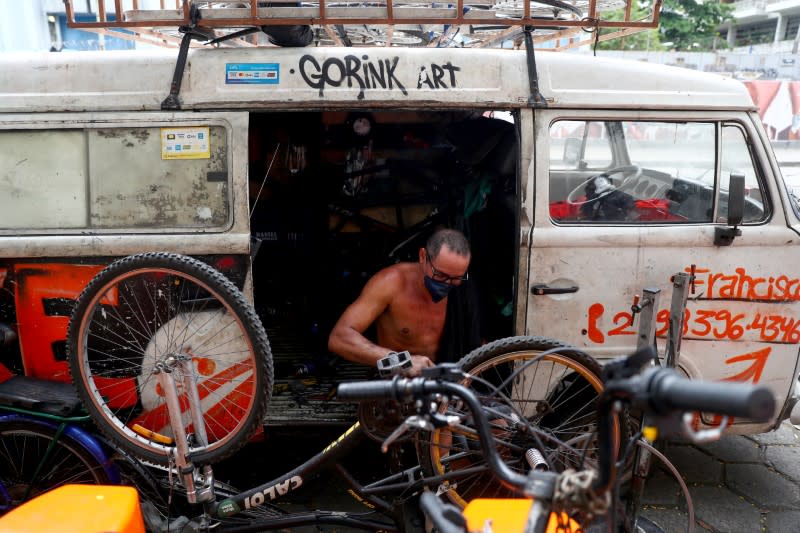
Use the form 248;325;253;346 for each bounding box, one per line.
0;375;84;417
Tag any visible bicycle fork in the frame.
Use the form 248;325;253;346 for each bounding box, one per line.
155;355;215;505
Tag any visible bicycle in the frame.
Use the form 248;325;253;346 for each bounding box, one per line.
0;374;167;516
64;252;624;531
337;346;776;533
0;349;773;533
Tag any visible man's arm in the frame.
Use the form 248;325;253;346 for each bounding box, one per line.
328;269;398;367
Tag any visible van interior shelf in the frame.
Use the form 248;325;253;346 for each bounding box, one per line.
62;0;660;50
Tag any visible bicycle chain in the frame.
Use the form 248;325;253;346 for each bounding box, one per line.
553;468;610;521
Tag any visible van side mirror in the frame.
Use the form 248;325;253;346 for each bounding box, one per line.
714;173;745;246
563;138;582;166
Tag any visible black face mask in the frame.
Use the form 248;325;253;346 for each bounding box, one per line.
424;275;455;303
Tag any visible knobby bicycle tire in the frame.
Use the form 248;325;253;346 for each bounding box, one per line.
417;335;629;508
67;252;273;466
0;416;115;513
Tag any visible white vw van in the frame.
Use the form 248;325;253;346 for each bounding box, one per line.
0;41;798;433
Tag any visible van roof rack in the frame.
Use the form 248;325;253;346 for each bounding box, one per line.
63;1;661;110
62;1;661;51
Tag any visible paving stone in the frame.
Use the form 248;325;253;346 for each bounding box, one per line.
749;422;800;446
765;445;800;482
641;468;683;506
726;463;800;508
639;507;692;533
764;510;800;532
660;444;723;484
689;485;762;533
696;435;762;463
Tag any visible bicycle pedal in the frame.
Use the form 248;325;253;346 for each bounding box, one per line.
377;351;412;377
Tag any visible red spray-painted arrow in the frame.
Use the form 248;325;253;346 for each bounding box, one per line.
722;346;771;384
701;346;772;428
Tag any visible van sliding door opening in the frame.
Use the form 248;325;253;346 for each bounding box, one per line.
246;110;519;425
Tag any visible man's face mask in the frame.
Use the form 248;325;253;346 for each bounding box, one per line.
424;276;455;303
423;248;468;303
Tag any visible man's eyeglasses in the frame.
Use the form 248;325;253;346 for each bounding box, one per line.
425;249;469;284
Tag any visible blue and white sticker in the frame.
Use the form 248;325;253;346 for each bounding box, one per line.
226;63;280;84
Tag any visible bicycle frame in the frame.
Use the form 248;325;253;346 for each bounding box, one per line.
153;359;612;531
154;361;429;531
151;347;630;532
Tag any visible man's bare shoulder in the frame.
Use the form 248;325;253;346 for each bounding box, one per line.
370;262;417;287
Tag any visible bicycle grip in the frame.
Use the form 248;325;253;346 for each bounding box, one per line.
336;380;399;401
649;370;775;422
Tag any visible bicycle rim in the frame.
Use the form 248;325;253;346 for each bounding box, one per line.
0;420;113;513
68;253;272;465
420;338;623;508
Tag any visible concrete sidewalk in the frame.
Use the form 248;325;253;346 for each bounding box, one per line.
641;421;800;532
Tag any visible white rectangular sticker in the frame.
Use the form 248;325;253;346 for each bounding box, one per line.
161;127;210;160
226;63;280;84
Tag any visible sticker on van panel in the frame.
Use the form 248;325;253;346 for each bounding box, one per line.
161;127;211;160
226;63;279;84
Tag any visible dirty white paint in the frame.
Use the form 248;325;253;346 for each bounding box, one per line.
0;48;754;112
196;207;213;221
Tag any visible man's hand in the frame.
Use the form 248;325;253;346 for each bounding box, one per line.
407;355;434;377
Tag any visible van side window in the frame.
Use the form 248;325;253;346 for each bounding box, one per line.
717;124;767;224
0;130;87;229
549;121;613;172
0;126;229;231
548;120;767;224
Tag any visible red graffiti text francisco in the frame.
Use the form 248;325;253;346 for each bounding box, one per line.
689;266;800;302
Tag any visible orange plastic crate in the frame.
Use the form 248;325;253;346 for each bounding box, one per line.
0;485;144;533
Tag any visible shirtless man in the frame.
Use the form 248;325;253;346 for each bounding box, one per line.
328;228;471;377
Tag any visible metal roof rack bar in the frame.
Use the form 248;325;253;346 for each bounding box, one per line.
62;0;662;33
61;0;662;110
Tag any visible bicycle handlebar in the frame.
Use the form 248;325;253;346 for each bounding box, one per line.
600;362;775;489
337;361;776;498
625;367;775;421
336;379;400;401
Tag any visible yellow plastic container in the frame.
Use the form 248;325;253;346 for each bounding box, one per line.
463;498;582;533
0;485;145;533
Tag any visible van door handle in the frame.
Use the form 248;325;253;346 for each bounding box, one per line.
531;284;579;295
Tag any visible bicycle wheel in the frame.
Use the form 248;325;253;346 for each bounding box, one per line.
0;417;115;514
417;336;628;508
68;252;273;465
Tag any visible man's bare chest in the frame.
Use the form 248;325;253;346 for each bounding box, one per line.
382;293;446;338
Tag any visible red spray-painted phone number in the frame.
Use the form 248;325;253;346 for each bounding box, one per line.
587;303;800;344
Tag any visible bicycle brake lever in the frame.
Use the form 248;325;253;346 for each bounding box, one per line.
430;412;462;428
381;415;433;453
643;411;730;443
680;412;729;443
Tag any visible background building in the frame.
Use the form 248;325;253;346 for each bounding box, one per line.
720;0;800;53
0;0;150;52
